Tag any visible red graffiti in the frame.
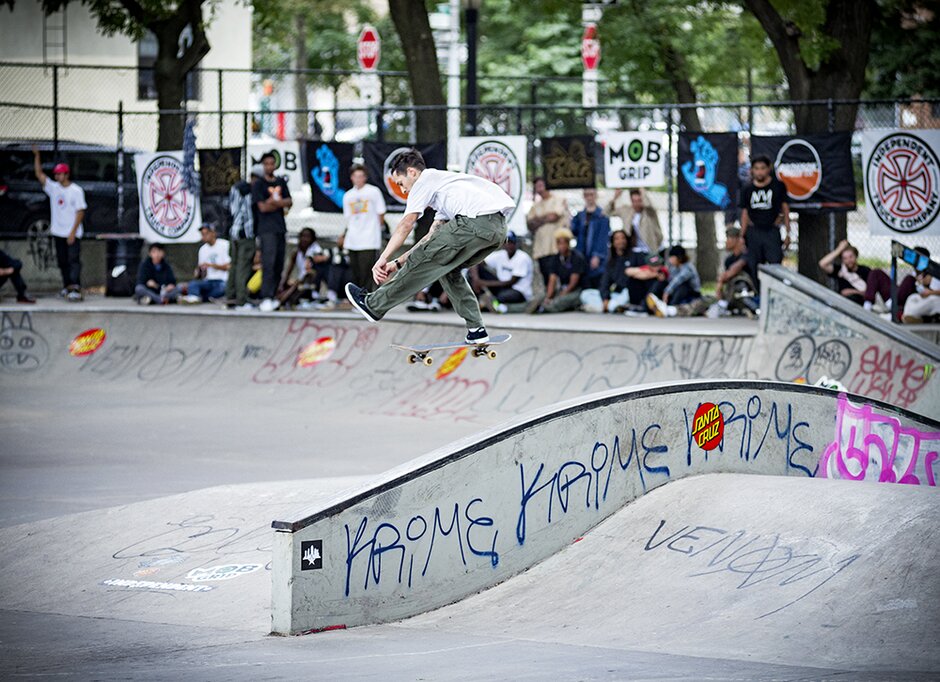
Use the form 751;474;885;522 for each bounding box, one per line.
848;346;931;408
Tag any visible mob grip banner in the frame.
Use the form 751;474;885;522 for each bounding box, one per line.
602;131;665;188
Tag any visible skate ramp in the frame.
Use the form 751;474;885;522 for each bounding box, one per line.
270;380;940;636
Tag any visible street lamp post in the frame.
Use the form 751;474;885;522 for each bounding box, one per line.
464;0;481;136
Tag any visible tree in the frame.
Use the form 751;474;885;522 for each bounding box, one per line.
865;2;940;100
29;0;213;150
388;0;446;143
744;0;877;282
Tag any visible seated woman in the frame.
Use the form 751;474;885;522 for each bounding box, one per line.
580;229;655;313
645;245;703;317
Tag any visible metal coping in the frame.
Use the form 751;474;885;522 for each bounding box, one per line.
271;379;940;532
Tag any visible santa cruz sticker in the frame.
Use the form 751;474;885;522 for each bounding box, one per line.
436;347;469;379
692;402;724;451
140;155;198;239
464;140;523;220
866;133;940;234
296;337;336;367
69;328;106;357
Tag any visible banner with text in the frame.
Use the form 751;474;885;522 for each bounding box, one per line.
135;151;202;243
198;148;242;197
457;135;527;233
362;141;447;209
540;135;596;189
247;141;304;195
751;133;856;211
602;131;666;188
305;141;355;213
862;129;940;236
678;132;738;212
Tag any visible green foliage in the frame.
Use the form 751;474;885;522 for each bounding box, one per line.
765;0;840;70
866;2;940;98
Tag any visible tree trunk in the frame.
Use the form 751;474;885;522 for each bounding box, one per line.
745;0;875;284
388;0;446;143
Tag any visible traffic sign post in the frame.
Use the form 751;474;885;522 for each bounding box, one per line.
357;25;381;72
581;21;600;109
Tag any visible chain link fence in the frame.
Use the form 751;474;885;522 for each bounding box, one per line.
2;62;940;281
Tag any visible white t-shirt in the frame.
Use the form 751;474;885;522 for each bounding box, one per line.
484;248;534;300
404;168;515;223
343;184;387;251
295;243;324;278
44;179;87;238
198;238;231;282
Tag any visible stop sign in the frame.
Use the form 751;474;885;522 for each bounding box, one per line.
581;24;600;71
358;25;381;72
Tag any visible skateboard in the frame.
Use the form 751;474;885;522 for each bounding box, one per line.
391;333;511;366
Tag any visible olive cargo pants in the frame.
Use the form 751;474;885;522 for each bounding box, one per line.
366;212;507;328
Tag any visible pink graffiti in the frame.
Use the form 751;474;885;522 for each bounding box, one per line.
819;394;940;486
848;346;931;409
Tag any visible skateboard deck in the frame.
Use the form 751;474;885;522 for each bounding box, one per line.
391;333;511;366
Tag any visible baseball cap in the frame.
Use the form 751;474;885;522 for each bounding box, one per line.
53;163;70;175
505;231;517;243
250;163;264;178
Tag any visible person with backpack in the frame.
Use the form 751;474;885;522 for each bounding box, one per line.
226;165;262;309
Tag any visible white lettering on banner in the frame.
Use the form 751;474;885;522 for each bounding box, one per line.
603;132;666;188
862;129;940;237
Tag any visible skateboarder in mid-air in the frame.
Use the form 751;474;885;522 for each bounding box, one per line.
345;149;514;344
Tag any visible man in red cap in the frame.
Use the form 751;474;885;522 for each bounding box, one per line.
33;146;86;301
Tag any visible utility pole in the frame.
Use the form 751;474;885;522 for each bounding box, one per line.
447;0;461;167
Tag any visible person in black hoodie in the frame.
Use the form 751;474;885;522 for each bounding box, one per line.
134;243;178;305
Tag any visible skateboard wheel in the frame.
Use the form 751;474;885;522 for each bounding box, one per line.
408;354;418;364
423;356;433;367
487;350;497;360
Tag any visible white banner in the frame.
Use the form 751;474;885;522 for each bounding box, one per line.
247;141;304;195
603;131;666;188
862;129;940;236
457;135;527;234
134;151;202;243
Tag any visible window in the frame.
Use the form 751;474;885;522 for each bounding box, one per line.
137;31;201;101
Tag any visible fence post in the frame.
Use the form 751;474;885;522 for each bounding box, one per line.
243;111;249;176
826;98;835;256
376;74;385;143
52;64;59;154
666;106;674;248
117;100;124;232
890;249;898;324
218;69;224;148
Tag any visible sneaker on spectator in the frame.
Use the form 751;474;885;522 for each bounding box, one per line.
646;293;667;317
427;298;443;312
317;300;336;311
259;298;280;312
236;302;257;311
16;295;36;304
492;301;508;314
66;290;83;302
181;294;201;304
623;308;649;317
58;288;68;298
406;299;429;312
137;297;152;306
297;300;317;310
705;302;722;318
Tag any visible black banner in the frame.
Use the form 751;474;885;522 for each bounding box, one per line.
362;141;447;209
306;141;355;213
678;132;739;212
751;133;856;211
540;135;596;189
198;148;242;196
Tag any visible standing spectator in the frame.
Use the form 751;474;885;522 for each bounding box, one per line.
32;146;85;301
570;188;610;289
740;155;790;277
606;188;663;254
0;249;36;303
529;228;586;314
471;231;534;313
818;240;873;306
252;152;292;312
342;163;387;290
902;271;940;323
526;177;570;285
226;165;262;309
182;224;230;303
325;234;353;309
581;229;653;313
646;245;703;317
134;243;179;305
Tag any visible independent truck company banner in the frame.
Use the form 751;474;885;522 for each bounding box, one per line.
678;132;738;212
457;135;527;233
863;129;940;236
751;133;856;211
135;151;202;243
602;131;666;188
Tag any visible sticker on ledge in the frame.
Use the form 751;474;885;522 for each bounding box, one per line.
69;328;106;357
101;578;213;593
436;346;469;379
692;402;724;451
297;336;336;367
186;564;263;582
301;540;323;570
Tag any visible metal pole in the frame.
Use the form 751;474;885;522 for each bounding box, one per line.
827;98;836;256
446;0;461;167
53;64;59;154
667;106;674;248
465;4;479;135
218;69;224;147
890;251;898;324
117;100;125;232
243;111;249;176
376;74;385;142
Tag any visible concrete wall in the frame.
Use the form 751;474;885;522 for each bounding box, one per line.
269;381;940;634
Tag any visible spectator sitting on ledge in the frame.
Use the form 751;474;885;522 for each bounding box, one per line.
181;224;230;303
135;243;178;305
0;249;36;303
902;270;940;324
527;227;586;314
646;245;703;318
580;229;652;314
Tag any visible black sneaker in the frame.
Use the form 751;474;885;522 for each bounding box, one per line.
345;282;380;322
465;327;489;344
